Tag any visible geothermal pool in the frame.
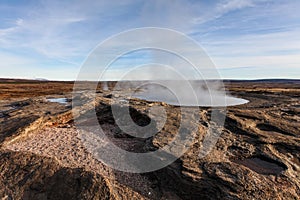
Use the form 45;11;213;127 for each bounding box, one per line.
47;98;68;104
133;88;249;107
134;94;249;107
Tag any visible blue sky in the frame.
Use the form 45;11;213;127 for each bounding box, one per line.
0;0;299;80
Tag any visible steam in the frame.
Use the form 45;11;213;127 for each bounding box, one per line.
77;26;248;107
102;81;109;91
131;81;248;107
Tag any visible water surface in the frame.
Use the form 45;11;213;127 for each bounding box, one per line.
47;98;68;104
134;91;248;107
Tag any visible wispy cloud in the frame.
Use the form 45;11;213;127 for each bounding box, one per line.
0;0;137;60
192;0;256;24
0;0;299;80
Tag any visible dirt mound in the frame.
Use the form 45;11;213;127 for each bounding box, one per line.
0;151;110;200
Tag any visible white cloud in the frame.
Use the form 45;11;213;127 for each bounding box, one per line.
203;28;300;56
0;1;137;61
0;51;35;66
192;0;256;24
0;0;299;80
217;0;254;13
214;54;300;69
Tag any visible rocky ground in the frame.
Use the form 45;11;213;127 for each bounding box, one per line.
0;79;299;199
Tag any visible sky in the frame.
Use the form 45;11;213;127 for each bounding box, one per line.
0;0;299;80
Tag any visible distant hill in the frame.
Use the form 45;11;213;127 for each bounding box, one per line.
0;78;299;84
0;78;42;83
0;78;71;84
35;78;49;81
222;79;300;83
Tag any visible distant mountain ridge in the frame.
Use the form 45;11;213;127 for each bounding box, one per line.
0;78;299;83
34;78;49;81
